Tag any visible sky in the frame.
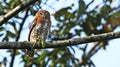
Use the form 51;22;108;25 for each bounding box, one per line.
0;0;120;67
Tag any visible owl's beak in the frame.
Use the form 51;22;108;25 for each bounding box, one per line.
43;15;46;18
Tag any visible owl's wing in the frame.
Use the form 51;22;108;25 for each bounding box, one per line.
47;20;51;38
28;18;37;41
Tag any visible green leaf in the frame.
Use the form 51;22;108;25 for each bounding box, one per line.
100;5;111;20
77;0;85;19
54;7;72;21
37;50;47;61
75;29;81;36
110;12;120;19
2;36;8;41
108;0;113;3
109;12;120;26
0;27;5;31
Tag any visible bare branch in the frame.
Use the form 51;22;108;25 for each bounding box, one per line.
0;31;120;49
10;8;29;67
85;0;94;9
0;0;38;26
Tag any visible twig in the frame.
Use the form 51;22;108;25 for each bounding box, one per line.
85;0;94;9
86;42;101;58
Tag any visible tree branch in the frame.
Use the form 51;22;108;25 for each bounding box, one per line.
10;8;29;67
0;31;120;49
0;0;38;26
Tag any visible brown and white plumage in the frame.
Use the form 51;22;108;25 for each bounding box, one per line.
27;10;51;57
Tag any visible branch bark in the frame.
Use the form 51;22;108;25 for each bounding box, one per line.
0;31;120;49
0;0;38;26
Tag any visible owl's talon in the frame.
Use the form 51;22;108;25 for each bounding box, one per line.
41;39;45;48
36;38;45;48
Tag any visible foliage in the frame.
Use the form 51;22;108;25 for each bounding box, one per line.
0;0;120;67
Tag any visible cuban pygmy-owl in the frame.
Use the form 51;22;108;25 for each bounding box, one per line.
27;10;51;57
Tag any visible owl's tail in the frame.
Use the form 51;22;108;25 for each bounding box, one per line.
27;49;34;57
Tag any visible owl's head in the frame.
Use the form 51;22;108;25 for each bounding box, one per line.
35;10;50;19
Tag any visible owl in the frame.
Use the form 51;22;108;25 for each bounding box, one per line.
27;10;51;57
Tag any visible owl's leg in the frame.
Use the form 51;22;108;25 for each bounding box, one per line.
41;39;45;48
36;37;45;48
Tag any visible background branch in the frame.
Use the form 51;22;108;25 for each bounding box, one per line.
10;8;29;67
0;31;120;49
0;0;38;26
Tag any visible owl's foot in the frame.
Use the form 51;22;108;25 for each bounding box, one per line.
37;38;45;48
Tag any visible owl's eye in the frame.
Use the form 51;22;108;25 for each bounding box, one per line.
40;13;43;15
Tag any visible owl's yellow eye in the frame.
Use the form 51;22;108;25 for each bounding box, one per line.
40;13;43;15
